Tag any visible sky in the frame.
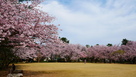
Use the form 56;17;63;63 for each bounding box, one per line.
37;0;136;46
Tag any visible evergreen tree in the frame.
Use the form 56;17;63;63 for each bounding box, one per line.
121;38;129;45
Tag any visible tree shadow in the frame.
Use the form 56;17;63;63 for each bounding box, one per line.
23;70;65;77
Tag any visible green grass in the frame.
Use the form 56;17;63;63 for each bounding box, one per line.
1;63;136;77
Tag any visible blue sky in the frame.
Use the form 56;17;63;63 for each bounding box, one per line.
37;0;136;46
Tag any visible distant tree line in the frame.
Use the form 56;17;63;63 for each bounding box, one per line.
41;38;136;64
18;38;136;64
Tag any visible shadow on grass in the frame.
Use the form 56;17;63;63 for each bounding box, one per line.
0;70;8;77
23;70;67;77
0;65;61;77
0;70;65;77
24;71;53;75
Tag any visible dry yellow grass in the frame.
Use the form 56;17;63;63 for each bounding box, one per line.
1;63;136;77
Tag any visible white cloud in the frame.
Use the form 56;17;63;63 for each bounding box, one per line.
37;0;136;46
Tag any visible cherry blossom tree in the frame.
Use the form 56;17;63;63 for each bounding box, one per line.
0;0;59;69
83;45;120;63
40;38;64;62
60;44;84;62
120;41;136;63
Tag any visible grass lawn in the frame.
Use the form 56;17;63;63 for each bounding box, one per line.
1;63;136;77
